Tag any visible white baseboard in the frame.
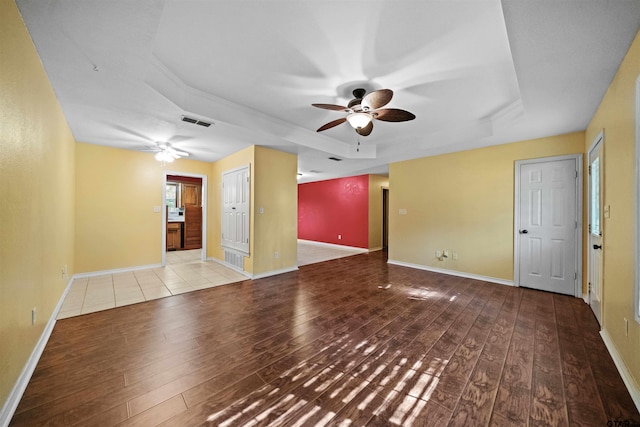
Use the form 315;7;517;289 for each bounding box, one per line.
73;263;163;279
387;259;515;287
0;277;74;427
298;239;368;253
600;329;640;412
250;266;299;280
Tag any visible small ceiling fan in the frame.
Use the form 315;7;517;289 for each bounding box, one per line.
147;142;189;163
312;88;416;136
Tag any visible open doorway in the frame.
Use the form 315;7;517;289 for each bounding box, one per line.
162;171;207;266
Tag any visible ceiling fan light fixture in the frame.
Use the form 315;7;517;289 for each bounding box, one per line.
346;112;372;129
155;151;175;163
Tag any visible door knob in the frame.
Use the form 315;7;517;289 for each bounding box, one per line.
519;229;528;234
593;244;602;250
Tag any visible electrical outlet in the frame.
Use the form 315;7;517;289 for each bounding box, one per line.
452;252;458;260
31;308;36;325
274;251;279;259
443;250;449;258
436;250;442;258
338;234;342;240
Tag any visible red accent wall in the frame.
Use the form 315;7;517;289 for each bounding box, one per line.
298;175;369;248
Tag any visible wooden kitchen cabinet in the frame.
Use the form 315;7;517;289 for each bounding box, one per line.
181;183;201;207
183;205;202;249
167;222;182;250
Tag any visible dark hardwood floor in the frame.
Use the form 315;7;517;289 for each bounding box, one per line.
10;251;640;426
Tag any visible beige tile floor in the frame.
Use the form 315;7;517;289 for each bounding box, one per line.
58;242;367;319
57;250;246;319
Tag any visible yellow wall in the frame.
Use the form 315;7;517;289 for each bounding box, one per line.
389;132;584;280
76;142;297;277
368;175;389;250
208;145;298;276
0;0;76;405
75;143;211;273
586;30;640;393
209;146;255;273
253;146;298;274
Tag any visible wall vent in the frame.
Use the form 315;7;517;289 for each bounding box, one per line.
328;157;342;162
309;169;322;173
181;115;213;127
224;249;245;270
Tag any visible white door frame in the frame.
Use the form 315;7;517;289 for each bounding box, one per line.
635;75;640;324
588;131;604;324
513;154;583;297
161;171;208;266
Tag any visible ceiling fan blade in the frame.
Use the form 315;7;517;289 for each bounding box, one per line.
362;89;393;110
312;103;349;112
374;108;416;122
172;150;189;157
317;118;347;132
356;121;373;136
112;124;154;142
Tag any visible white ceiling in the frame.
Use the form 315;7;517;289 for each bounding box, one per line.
16;0;640;183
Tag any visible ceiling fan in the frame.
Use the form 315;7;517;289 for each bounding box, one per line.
312;88;416;136
147;142;190;163
109;125;194;162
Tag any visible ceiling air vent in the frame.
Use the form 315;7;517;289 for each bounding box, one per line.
309;170;322;173
328;157;342;162
181;115;212;127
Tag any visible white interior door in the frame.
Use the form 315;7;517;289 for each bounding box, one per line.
516;157;580;296
588;135;603;325
222;165;250;254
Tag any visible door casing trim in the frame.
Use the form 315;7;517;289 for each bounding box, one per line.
587;131;604;324
513;154;583;297
162;170;208;267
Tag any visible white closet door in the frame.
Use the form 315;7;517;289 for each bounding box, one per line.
222;165;250;254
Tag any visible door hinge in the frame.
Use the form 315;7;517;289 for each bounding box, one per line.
588;165;591;175
575;221;578;229
575;170;578;178
588;282;592;292
574;272;577;280
588;223;591;233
